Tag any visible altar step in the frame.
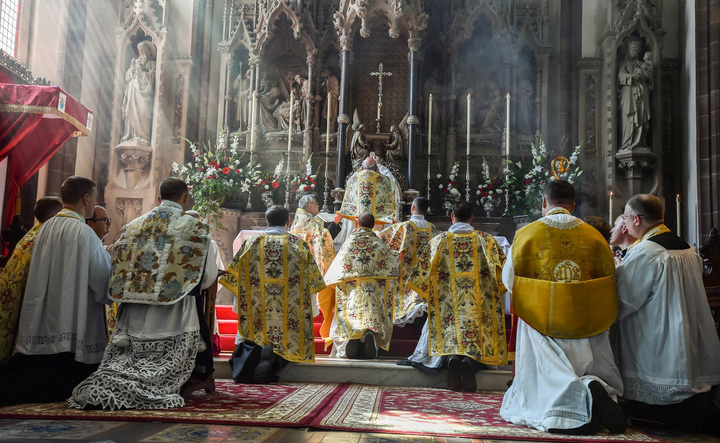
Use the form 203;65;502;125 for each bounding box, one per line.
212;354;513;391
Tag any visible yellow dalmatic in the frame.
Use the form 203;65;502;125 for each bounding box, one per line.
407;231;508;365
379;220;437;324
323;228;400;350
511;207;617;339
339;170;395;225
0;222;41;362
220;233;326;363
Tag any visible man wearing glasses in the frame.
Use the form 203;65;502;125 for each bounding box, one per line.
614;194;720;432
86;206;111;242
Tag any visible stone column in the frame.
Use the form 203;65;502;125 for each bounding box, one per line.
407;37;422;190
336;36;353;189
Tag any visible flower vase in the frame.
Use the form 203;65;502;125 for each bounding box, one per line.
443;200;452;217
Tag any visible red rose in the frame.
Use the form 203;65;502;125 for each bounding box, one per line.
222;167;230;175
443;189;449;194
210;161;218;167
525;178;532;184
482;192;489;197
272;182;279;188
292;187;297;192
225;156;229;161
262;180;267;185
488;184;494;189
307;175;311;180
451;181;457;186
199;167;204;172
235;169;240;173
304;186;310;191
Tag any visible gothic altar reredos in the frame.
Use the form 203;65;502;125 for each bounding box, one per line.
102;0;679;263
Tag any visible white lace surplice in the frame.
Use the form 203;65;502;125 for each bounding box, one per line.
614;241;720;405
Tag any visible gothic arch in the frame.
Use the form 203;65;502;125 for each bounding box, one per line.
256;2;315;58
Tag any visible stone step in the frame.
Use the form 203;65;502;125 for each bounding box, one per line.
213;354;512;391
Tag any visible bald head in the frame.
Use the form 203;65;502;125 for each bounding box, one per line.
186;210;202;221
358;212;375;229
362;157;377;171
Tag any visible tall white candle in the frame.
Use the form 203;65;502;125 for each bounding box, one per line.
287;92;294;174
609;191;614;223
506;93;511;159
428;94;433;156
326;92;331;153
466;94;471;156
676;194;681;236
250;94;256;152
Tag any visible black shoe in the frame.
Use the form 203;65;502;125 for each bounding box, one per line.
363;333;378;359
253;345;275;384
346;339;362;359
460;357;477;392
447;356;462;391
589;380;627;434
396;359;413;366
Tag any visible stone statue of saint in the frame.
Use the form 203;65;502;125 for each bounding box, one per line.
517;78;534;135
293;74;309;130
349;112;370;171
618;40;653;151
260;83;283;131
481;81;503;134
422;70;441;134
121;40;156;145
322;69;339;132
385;125;403;164
233;64;251;131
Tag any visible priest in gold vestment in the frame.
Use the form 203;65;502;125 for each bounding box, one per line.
500;180;626;435
406;202;507;392
324;212;400;359
338;157;397;228
379;196;437;326
292;195;337;341
220;205;326;383
0;197;63;363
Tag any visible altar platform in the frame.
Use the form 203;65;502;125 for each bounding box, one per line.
212;354;513;391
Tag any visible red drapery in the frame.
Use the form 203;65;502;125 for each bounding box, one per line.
0;84;92;227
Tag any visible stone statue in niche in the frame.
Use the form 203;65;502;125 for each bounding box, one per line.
233;64;251;131
618;40;654;151
385;125;404;164
259;71;272;94
350;110;370;170
294;74;309;129
481;81;504;134
517;78;535;135
422;70;441;133
120;40;156;145
274;97;301;131
260;81;283;131
322;68;339;132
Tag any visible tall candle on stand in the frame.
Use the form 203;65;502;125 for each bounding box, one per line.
287;92;294;174
428;94;433;156
466;94;471;156
676;194;681;236
609;191;614;222
326;93;331;153
505;93;511;159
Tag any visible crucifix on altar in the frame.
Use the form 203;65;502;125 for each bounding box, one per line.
370;63;392;133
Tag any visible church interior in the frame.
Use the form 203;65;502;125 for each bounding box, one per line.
1;0;720;442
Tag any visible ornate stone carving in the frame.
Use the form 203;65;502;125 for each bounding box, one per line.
584;75;597;153
408;37;422;52
616;150;655;180
172;74;184;144
615;0;660;35
116;197;143;227
117;146;151;189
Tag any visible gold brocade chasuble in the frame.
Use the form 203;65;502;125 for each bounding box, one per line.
407;231;508;365
339;170;395;224
379;221;437;323
220;233;326;363
0;222;42;362
511;207;617;339
108;201;210;305
323;228;400;350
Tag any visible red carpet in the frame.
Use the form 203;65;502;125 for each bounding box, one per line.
0;380;340;428
311;384;666;442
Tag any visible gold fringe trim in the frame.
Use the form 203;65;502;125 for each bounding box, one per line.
0;104;89;137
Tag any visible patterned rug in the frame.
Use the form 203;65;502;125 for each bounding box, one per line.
311;384;667;442
0;380;340;427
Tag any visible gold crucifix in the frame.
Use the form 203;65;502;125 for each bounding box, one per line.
370;63;393;133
